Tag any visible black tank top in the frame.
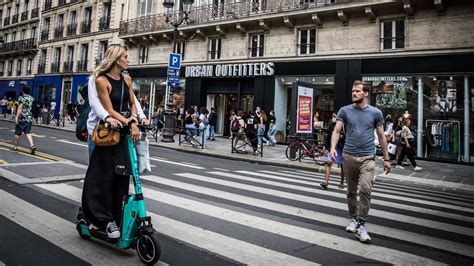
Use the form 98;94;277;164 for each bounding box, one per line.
105;74;130;113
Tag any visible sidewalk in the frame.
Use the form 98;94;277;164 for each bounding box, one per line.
2;118;474;192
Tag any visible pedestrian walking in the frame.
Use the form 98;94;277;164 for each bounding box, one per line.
9;99;17;119
396;118;422;171
229;111;236;139
208;107;217;141
330;80;391;244
199;107;209;147
321;113;345;190
256;107;269;146
184;107;196;142
66;100;76;123
0;96;7;118
245;110;259;154
231;111;246;150
267;110;277;145
10;86;36;155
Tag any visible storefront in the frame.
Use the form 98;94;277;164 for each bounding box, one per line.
32;75;63;113
0;79;34;99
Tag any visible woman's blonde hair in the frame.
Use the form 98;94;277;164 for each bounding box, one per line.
92;44;128;78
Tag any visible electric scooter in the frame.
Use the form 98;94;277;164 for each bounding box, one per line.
76;133;161;265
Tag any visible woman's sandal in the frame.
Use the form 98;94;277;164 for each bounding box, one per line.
320;183;328;190
10;146;18;152
30;146;36;155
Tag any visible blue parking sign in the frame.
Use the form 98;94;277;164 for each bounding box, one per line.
168;53;182;70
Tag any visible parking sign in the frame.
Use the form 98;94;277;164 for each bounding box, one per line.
168;53;182;70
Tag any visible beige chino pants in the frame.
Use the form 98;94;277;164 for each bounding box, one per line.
342;153;376;221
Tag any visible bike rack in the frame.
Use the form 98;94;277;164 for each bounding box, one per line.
231;133;263;157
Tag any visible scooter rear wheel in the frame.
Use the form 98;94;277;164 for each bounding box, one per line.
136;233;161;265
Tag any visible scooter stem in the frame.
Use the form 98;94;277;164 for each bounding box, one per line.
127;135;147;218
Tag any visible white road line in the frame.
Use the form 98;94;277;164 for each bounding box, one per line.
241;171;474;216
35;184;319;266
57;139;88;147
0;189;147;266
262;170;474;209
202;172;474;237
141;175;474;258
149;157;205;169
0;161;59;167
30;133;46;138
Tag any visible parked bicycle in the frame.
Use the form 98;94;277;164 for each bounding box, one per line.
285;136;326;165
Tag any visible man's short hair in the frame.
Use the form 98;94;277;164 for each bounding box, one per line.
353;80;369;93
21;86;31;95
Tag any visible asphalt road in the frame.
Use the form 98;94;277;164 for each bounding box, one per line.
0;120;474;265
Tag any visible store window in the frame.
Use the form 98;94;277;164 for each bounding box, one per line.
208;37;221;60
380;19;404;51
298;28;316;55
249;33;264;58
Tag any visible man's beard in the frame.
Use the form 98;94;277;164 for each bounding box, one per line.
352;97;363;104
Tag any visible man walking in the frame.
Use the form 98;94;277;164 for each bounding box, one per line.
330;80;391;244
11;86;36;154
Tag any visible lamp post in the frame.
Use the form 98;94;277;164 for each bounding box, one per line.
161;0;194;142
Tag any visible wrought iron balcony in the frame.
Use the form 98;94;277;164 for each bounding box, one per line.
67;24;77;36
99;16;110;31
54;26;64;38
51;62;60;73
119;0;335;36
0;39;37;53
11;14;18;24
38;63;46;74
41;30;49;41
77;60;88;72
31;8;39;19
63;61;74;72
3;17;10;26
81;21;91;34
21;11;28;21
44;0;52;11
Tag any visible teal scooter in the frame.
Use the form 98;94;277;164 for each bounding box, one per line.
76;134;161;265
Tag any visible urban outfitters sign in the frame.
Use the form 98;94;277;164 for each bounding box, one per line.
185;62;275;78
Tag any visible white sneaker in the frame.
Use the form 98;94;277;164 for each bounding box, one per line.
106;221;121;239
396;165;405;169
414;166;422;171
345;218;358;233
356;225;371;243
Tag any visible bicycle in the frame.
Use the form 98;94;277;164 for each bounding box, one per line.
285;136;327;165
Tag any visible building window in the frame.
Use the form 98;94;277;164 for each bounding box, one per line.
380;19;405;50
97;41;108;66
208;38;221;60
8;61;13;76
16;59;22;76
139;45;149;64
298;28;316;55
140;0;153;16
27;59;33;75
249;34;264;58
175;41;185;59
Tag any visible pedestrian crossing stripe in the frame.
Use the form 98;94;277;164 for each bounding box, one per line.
139;175;474;258
236;170;474;217
265;170;474;208
30;185;320;266
195;172;474;236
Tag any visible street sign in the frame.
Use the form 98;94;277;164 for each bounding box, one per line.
167;68;180;88
168;53;182;70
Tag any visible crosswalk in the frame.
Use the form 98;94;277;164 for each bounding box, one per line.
1;167;474;265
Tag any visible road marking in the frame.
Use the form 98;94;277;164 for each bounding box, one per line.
151;164;157;168
213;168;230;172
180;161;199;166
0;159;6;164
57;139;88;147
35;184;319;266
263;170;474;208
204;172;474;237
50;136;57;139
240;170;474;216
141;174;474;258
152;156;167;160
0;189;148;266
149;157;205;169
0;161;59;167
30;133;46;138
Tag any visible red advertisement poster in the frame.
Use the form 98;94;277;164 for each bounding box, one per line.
296;86;313;134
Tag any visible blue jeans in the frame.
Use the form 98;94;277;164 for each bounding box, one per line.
257;125;268;145
199;126;207;146
208;125;216;140
88;135;95;160
185;124;196;140
268;125;277;144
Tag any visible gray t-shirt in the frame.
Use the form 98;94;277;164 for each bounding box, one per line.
336;104;384;156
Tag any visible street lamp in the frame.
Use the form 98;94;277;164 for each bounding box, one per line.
161;0;194;142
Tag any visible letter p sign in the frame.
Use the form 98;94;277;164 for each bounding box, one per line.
168;53;182;70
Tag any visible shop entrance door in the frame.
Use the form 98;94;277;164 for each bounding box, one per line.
208;93;253;136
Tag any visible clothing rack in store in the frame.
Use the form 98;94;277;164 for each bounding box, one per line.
425;119;461;162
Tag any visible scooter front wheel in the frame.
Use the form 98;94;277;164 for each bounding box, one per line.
136;233;161;265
